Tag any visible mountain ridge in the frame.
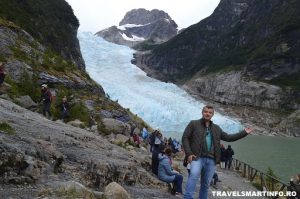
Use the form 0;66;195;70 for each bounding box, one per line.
96;8;178;47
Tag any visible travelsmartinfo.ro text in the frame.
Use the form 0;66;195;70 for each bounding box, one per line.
212;191;297;197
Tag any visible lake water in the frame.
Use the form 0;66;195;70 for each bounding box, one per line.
223;135;300;183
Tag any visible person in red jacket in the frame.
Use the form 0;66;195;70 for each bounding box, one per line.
133;132;141;148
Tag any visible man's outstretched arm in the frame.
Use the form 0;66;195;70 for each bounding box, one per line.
221;127;254;142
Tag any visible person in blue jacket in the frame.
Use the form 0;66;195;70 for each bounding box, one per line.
158;148;183;196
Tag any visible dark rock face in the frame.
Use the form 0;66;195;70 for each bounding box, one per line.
0;0;85;70
137;0;300;80
119;8;172;26
134;0;300;110
96;8;178;47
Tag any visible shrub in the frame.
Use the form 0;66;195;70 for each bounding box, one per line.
68;102;89;124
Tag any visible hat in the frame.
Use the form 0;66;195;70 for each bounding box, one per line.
41;84;48;88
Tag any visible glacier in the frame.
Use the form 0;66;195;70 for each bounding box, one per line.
78;32;244;138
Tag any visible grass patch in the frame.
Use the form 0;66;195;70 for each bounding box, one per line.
0;122;15;135
0;122;16;135
42;49;77;73
0;17;20;29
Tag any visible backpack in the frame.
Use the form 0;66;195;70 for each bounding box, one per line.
48;90;55;103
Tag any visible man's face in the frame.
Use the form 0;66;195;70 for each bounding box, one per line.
202;107;214;120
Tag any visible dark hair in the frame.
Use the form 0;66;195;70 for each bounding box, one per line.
165;148;172;156
202;105;214;112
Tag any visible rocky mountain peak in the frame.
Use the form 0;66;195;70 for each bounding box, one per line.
119;8;174;26
96;8;178;48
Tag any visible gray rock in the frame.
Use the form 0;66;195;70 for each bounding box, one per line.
102;118;131;135
185;71;289;109
101;110;113;118
104;182;131;199
67;119;85;128
0;93;11;101
0;98;168;198
114;134;130;144
38;72;105;96
84;100;95;111
15;95;37;109
90;125;98;133
5;60;34;82
119;8;173;26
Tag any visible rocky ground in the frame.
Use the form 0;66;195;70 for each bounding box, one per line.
0;98;265;199
0;98;167;198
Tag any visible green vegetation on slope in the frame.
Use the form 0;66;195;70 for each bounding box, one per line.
148;0;300;90
0;0;81;67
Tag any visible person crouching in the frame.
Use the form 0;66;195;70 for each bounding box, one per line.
158;148;183;196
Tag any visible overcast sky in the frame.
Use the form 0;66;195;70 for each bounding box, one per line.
65;0;220;33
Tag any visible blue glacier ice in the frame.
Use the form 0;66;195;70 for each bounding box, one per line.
78;32;244;138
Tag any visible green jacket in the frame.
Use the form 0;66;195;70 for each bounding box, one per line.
182;118;248;164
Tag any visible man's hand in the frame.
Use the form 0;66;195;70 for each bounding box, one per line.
245;127;254;134
188;154;196;163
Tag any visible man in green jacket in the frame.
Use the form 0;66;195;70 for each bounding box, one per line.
182;105;253;199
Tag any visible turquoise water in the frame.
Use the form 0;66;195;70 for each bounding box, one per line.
223;135;300;183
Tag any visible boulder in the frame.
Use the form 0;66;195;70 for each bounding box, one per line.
114;134;130;144
16;95;37;109
104;182;131;199
102;118;130;135
67;119;85;128
5;60;33;82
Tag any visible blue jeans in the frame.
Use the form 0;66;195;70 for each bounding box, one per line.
184;157;215;199
173;174;183;193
